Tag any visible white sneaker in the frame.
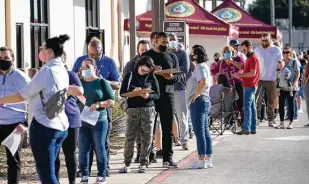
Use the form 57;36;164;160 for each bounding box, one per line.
194;160;207;169
95;176;107;184
298;109;304;113
206;160;214;168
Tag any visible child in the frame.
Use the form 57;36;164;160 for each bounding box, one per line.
275;60;296;129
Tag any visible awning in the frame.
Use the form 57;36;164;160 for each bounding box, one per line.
124;0;239;38
212;0;281;39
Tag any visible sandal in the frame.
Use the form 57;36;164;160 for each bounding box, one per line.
287;124;293;129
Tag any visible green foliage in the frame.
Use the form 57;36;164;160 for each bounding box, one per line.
248;0;309;27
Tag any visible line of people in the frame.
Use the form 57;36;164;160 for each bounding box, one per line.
1;31;309;184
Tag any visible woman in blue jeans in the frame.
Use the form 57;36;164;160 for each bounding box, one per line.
78;58;114;184
0;34;70;183
186;45;213;169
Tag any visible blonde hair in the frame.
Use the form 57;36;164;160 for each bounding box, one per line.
221;46;235;57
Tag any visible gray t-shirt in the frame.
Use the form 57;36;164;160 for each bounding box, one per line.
186;62;211;105
278;67;291;90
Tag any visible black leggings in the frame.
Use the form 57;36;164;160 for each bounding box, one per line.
279;90;297;122
55;127;79;183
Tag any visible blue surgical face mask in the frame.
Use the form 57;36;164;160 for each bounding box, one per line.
169;41;178;50
224;52;232;59
82;69;94;78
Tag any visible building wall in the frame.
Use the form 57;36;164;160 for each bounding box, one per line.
73;0;86;64
9;0;31;68
0;0;5;46
49;0;75;68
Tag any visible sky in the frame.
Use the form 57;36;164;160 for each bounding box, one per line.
245;0;255;9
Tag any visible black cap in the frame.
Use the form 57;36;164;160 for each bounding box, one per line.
229;39;240;46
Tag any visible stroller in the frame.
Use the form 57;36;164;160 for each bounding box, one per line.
209;83;240;135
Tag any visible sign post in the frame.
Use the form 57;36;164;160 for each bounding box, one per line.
163;21;189;51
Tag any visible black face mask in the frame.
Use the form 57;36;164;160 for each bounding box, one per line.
214;58;220;62
189;55;195;61
158;45;167;52
0;60;12;71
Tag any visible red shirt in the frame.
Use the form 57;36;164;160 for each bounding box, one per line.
242;53;260;88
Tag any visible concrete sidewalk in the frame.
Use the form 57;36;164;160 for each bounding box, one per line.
59;132;233;184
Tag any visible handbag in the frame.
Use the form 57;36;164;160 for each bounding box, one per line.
39;69;68;120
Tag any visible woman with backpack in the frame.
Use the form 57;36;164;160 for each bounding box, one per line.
78;58;115;184
275;46;300;129
119;56;159;173
0;34;70;183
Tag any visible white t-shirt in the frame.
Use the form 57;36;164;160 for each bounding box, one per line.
255;45;283;81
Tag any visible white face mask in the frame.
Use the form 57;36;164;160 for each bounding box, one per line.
168;41;178;50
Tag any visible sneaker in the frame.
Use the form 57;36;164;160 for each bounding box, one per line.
268;121;275;127
251;130;257;134
194;160;207;169
174;141;182;146
304;123;309;127
293;118;299;122
80;176;89;184
298;109;304;113
156;150;163;158
236;130;250;135
206;160;213;168
287;124;294;129
95;177;107;184
138;165;147;173
150;157;157;163
119;166;131;173
163;160;179;168
182;143;189;150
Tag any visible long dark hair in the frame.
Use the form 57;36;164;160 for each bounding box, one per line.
192;45;209;63
217;74;231;88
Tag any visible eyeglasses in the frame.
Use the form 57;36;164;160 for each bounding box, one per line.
283;51;290;54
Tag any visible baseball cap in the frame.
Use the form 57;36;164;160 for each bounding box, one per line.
229;39;240;46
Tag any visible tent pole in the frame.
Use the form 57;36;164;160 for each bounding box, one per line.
270;0;275;26
288;0;292;46
152;0;159;32
159;0;165;32
129;0;136;60
212;0;217;10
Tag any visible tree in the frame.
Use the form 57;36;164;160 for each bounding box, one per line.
248;0;309;28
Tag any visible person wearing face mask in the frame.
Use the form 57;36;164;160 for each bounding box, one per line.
73;37;120;177
122;40;150;163
186;45;213;169
118;56;159;173
211;46;245;124
78;58;115;184
168;33;190;150
0;47;30;184
232;40;260;135
255;33;283;127
210;53;221;84
0;35;70;183
142;32;181;168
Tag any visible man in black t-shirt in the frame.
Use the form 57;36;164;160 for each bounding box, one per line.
142;32;180;168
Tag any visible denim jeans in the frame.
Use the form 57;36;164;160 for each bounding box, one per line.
29;119;68;184
79;117;108;177
190;96;212;157
242;87;257;131
286;93;298;119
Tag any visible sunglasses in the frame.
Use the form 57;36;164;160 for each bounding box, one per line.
283;51;290;54
261;39;269;43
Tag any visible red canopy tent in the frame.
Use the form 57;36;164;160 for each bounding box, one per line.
212;0;282;40
124;0;239;37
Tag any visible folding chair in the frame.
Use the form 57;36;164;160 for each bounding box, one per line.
209;85;239;135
